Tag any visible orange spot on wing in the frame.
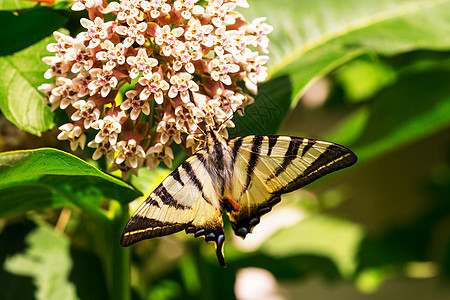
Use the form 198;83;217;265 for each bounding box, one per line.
222;197;240;211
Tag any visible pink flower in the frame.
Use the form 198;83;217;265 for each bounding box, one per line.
46;31;76;60
71;99;101;129
88;68;119;97
154;25;184;56
88;140;115;162
109;0;144;22
43;56;70;79
205;0;236;27
115;139;146;168
157;113;182;144
51;77;80;110
42;0;272;178
168;72;199;103
91;112;125;145
138;72;169;104
245;17;273;53
126;48;158;78
173;0;203;20
77;17;110;48
120;90;151;119
72;0;97;11
141;0;171;19
68;41;95;73
184;19;214;47
146;142;174;170
115;17;147;48
172;42;202;73
209;54;240;85
96;40;127;71
57;123;87;151
38;83;58;110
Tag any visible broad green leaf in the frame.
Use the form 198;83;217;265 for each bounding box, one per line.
233;0;450;135
0;7;66;135
245;0;450;71
0;0;36;10
0;148;141;218
0;7;67;55
260;215;365;278
327;69;450;161
336;59;397;102
0;37;57;135
4;225;78;300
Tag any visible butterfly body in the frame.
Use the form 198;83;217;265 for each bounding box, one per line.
121;129;357;266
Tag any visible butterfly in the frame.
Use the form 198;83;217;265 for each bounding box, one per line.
120;128;357;266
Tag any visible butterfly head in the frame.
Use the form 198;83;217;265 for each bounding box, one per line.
203;124;228;149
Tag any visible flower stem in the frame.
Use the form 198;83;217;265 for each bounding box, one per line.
109;202;131;300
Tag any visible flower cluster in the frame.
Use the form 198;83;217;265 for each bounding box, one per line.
39;0;272;179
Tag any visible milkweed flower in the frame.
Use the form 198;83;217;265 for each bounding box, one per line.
39;0;272;179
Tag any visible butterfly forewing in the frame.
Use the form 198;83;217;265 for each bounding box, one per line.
224;135;357;238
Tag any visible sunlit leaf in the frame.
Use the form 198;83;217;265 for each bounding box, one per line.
233;0;450;136
0;0;36;10
336;59;396;102
0;148;141;218
0;7;66;55
328;69;450;161
4;225;77;300
0;37;56;135
260;215;365;278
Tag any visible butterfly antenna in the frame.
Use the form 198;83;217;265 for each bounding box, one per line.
218;106;243;133
196;124;206;136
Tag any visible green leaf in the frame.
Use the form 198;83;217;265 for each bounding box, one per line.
0;7;66;135
0;7;67;55
0;148;141;219
328;69;450;161
233;0;450;135
260;215;365;278
0;36;57;135
245;0;450;71
4;225;78;300
336;59;396;102
0;0;36;10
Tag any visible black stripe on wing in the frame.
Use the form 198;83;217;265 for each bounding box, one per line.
154;185;190;209
121;215;187;246
266;137;302;182
231;136;244;165
172;168;185;186
242;135;264;194
181;159;213;205
300;139;314;156
267;135;278;156
276;143;357;194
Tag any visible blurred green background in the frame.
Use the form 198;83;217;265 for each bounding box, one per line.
1;0;450;299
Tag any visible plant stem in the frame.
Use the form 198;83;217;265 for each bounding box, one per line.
110;202;131;300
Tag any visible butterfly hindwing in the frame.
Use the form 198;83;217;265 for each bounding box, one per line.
225;135;357;238
121;150;226;264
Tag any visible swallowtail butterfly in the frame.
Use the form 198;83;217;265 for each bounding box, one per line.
121;128;357;266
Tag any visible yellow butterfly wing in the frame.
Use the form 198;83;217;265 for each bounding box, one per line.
121;150;226;265
225;135;357;238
